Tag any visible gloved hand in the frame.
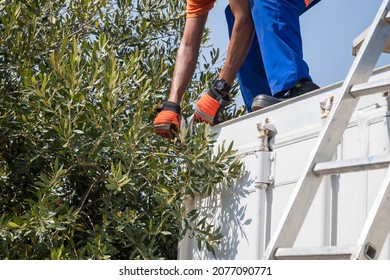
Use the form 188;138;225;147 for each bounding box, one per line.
153;101;181;139
194;85;230;126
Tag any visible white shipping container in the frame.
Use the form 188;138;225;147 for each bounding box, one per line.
178;65;390;260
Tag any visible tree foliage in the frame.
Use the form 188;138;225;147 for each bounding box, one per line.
0;0;244;259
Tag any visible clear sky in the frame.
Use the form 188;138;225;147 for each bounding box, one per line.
205;0;390;105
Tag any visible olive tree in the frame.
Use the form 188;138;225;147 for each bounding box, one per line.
0;0;244;259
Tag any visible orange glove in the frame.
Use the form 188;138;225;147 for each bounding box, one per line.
194;82;230;126
153;101;181;139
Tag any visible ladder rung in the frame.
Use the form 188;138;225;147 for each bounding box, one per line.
274;246;355;260
352;11;390;56
350;77;390;97
313;154;390;176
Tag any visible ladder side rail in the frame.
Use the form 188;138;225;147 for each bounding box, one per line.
264;0;390;260
352;165;390;260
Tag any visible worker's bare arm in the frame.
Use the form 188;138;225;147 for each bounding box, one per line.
219;0;254;86
168;14;208;104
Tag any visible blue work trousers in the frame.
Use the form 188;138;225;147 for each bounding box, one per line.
226;0;321;111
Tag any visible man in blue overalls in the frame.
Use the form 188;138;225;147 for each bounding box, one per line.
153;0;321;139
230;0;321;111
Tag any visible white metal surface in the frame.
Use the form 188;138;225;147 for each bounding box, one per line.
177;65;390;260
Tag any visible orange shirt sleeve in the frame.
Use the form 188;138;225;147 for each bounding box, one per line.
304;0;315;6
186;0;216;18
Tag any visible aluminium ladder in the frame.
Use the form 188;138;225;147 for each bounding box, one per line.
264;0;390;260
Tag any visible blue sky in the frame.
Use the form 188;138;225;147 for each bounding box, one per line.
205;0;390;104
